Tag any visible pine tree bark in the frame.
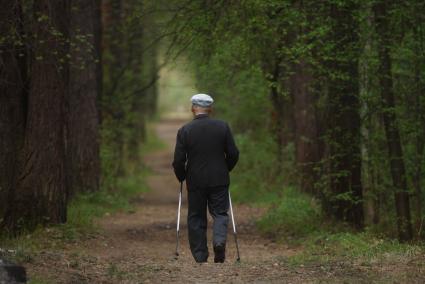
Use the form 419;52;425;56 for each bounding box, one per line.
3;0;70;233
0;0;26;220
373;0;413;241
67;0;101;197
291;60;319;194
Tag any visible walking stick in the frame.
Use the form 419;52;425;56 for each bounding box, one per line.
228;190;241;262
175;181;183;258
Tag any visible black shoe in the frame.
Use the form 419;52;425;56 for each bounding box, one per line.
194;252;209;263
214;244;225;263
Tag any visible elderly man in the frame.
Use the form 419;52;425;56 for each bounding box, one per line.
172;93;239;263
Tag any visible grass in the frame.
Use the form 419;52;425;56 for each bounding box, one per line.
0;169;149;259
253;186;425;269
0;169;149;284
66;170;150;234
107;263;129;279
28;276;52;284
284;231;425;268
256;187;323;241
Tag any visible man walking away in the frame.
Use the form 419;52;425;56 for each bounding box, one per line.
172;93;239;263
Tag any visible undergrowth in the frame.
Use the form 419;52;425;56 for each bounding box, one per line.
230;132;294;204
0;171;149;262
230;132;425;267
256;187;322;241
255;183;424;267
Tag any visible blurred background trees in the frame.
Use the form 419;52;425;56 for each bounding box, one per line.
1;0;424;242
160;0;425;241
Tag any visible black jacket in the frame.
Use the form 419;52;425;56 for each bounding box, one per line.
172;114;239;189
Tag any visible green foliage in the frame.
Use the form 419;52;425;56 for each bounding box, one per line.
100;0;159;190
161;0;425;240
230;133;292;204
0;169;149;264
287;231;424;266
254;186;424;267
257;187;322;240
67;172;149;232
183;36;300;202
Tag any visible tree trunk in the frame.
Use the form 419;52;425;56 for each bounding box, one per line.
0;0;26;220
411;5;425;239
94;0;103;124
144;8;159;118
268;60;294;175
324;1;364;228
373;0;413;241
124;0;145;165
102;0;126;178
291;60;319;194
67;0;101;197
3;0;70;233
412;34;424;239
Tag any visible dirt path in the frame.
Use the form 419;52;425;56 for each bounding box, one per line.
25;118;306;283
23;118;425;283
137;119;301;282
94;118;300;283
25;117;405;284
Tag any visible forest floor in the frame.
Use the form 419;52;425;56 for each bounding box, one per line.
10;118;425;283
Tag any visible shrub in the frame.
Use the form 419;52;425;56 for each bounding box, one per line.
257;187;322;240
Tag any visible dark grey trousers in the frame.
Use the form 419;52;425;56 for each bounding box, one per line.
187;185;229;262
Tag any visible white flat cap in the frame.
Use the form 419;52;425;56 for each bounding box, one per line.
191;93;214;107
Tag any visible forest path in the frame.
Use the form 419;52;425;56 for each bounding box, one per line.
26;118;380;283
91;118;300;283
28;118;309;283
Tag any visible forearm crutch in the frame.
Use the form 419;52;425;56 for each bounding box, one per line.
228;190;241;262
175;181;183;258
